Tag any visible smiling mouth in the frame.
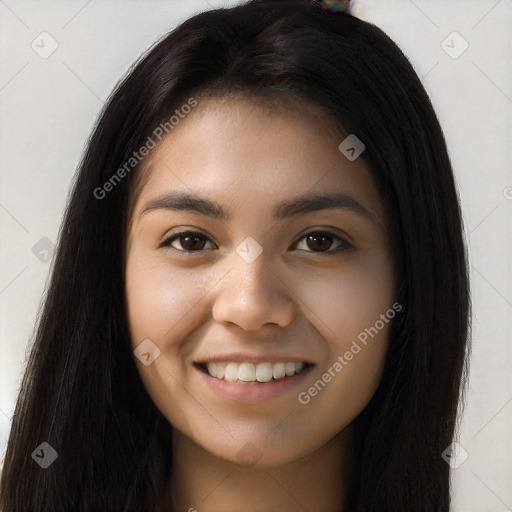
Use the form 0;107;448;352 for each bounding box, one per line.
195;361;314;384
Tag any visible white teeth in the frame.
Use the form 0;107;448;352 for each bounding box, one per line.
238;362;256;381
285;362;296;376
203;361;308;383
225;362;239;382
206;362;226;379
206;362;218;378
272;362;285;380
256;362;273;383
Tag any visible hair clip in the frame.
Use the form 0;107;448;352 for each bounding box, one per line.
316;0;353;15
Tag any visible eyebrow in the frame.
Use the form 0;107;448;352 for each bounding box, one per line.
140;191;376;222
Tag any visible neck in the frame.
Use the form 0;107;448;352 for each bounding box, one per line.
169;424;355;512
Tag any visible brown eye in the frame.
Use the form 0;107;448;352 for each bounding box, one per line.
305;233;333;252
294;231;353;254
162;231;215;252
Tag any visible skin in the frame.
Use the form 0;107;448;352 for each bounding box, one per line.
125;96;396;512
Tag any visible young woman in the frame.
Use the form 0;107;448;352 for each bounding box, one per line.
0;0;471;510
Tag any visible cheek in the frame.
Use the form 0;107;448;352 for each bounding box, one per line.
292;248;394;407
124;251;209;418
295;247;395;347
125;252;206;346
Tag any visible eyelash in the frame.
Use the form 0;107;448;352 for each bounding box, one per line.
160;229;354;256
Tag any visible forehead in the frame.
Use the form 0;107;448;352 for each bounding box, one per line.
130;96;385;225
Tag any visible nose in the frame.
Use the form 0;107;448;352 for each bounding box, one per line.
212;247;296;333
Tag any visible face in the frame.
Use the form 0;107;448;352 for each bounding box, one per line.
125;96;396;468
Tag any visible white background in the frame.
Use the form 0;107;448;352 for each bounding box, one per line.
0;1;511;510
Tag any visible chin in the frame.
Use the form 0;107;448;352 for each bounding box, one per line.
200;435;315;469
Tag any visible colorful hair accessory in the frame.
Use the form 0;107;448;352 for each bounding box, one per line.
316;0;353;15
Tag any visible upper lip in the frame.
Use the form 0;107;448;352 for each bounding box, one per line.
195;352;314;364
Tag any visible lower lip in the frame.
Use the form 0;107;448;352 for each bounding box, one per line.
195;364;314;404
